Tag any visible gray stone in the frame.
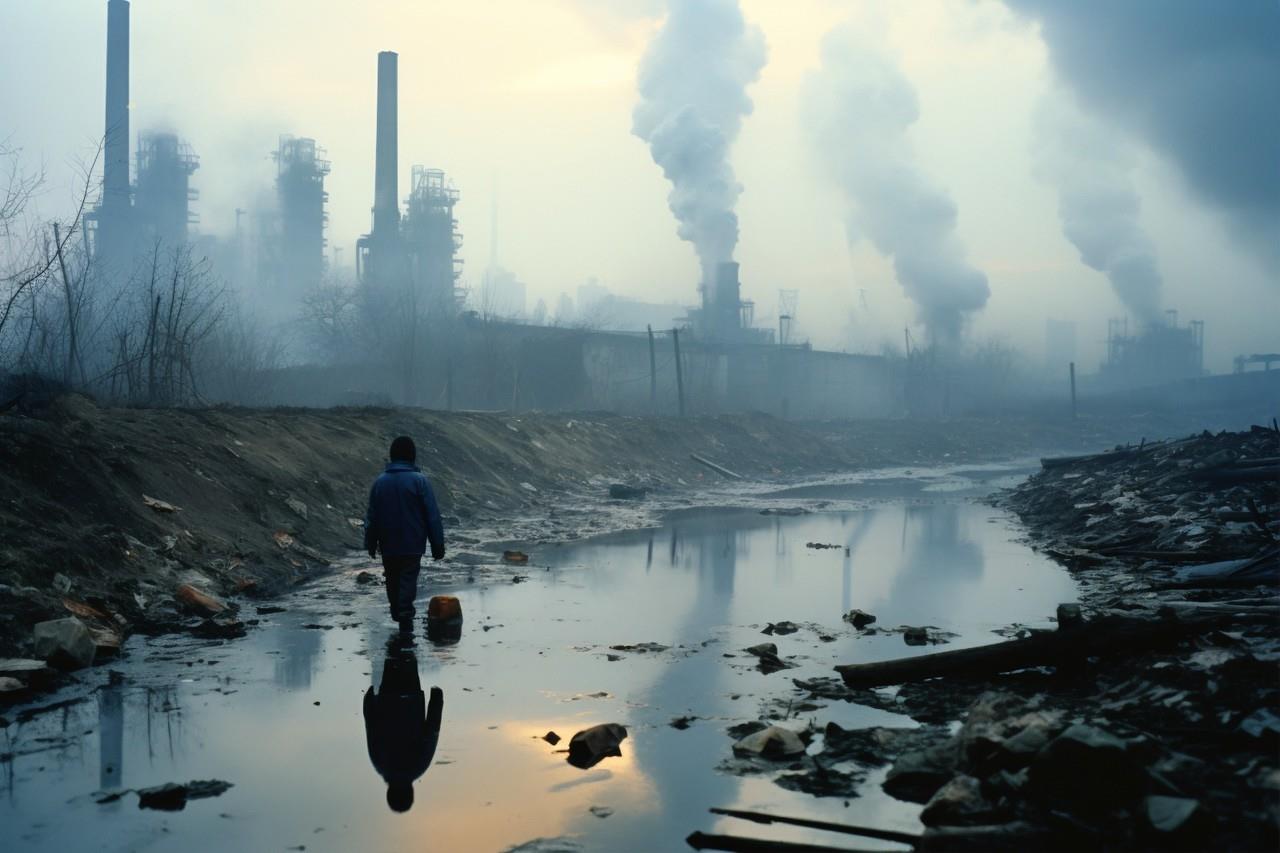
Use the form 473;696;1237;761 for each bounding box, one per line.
1145;796;1202;833
844;609;876;629
607;484;647;500
285;497;308;519
32;617;96;670
903;626;929;646
744;643;778;657
567;723;628;769
1028;723;1145;807
920;774;1000;827
883;743;959;803
732;724;806;759
0;676;24;693
1056;603;1083;630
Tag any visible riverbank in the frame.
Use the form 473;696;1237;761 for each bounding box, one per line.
762;426;1278;850
0;397;1247;683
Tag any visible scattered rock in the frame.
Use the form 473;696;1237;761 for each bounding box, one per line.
732;725;806;759
0;676;25;694
727;720;767;740
608;484;647;500
285;497;308;519
192;617;247;639
1145;795;1210;837
1056;603;1083;630
742;642;794;674
542;731;561;745
805;542;840;550
142;494;181;513
32;617;96;670
52;573;72;594
273;530;295;549
354;572;376;585
588;805;614;819
567;723;628;769
762;621;799;636
137;779;233;811
883;743;959;803
608;642;668;654
256;605;287;615
175;584;227;615
844;609;876;629
670;716;697;730
1027;723;1144;808
920;774;1002;827
903;626;929;646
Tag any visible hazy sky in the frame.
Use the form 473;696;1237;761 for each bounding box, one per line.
2;0;1275;371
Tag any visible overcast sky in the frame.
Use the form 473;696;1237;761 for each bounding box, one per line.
1;0;1275;371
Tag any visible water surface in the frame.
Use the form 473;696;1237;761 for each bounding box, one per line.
1;496;1076;852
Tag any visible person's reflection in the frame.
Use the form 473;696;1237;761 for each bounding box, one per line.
363;641;444;813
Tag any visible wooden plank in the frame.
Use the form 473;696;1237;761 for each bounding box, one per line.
690;453;744;480
834;615;1225;689
709;808;918;846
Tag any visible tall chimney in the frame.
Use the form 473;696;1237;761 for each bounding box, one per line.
372;51;399;239
103;0;130;212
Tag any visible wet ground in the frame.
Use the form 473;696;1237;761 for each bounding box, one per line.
1;464;1079;852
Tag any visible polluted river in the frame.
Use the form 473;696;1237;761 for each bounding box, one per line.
1;463;1079;852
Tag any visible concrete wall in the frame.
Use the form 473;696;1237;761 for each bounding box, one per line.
261;320;901;418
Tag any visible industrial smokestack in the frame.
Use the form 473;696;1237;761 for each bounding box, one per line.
372;50;399;239
103;0;130;212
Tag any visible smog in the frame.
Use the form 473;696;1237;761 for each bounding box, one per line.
0;2;1277;852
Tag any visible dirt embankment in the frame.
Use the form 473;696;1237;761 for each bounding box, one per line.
0;395;1197;656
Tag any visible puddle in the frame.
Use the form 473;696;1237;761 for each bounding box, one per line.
1;497;1076;852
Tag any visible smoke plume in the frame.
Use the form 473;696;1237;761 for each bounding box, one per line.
801;27;989;347
632;0;766;291
1005;0;1280;274
1034;95;1162;324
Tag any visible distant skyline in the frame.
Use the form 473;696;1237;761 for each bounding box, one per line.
1;0;1275;371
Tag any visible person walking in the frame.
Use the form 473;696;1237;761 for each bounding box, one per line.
364;436;446;635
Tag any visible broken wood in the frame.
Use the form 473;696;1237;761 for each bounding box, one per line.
709;808;919;846
834;614;1226;689
687;832;878;853
690;453;743;480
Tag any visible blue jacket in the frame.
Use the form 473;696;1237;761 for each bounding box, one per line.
364;462;446;559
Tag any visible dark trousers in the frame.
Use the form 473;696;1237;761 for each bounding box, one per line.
381;555;422;622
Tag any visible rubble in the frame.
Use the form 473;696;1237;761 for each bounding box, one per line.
32;617;96;670
742;642;794;674
731;725;806;759
136;779;233;810
843;609;876;629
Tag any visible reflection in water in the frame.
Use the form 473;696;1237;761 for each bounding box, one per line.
98;674;124;792
274;621;324;689
363;641;444;813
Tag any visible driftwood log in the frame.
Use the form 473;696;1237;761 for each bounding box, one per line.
835;614;1225;689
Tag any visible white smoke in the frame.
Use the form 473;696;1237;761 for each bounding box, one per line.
1034;94;1162;325
801;26;989;347
632;0;766;292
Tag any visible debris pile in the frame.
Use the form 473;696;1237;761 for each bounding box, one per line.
1006;427;1278;586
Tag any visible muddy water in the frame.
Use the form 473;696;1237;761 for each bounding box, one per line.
1;491;1076;852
